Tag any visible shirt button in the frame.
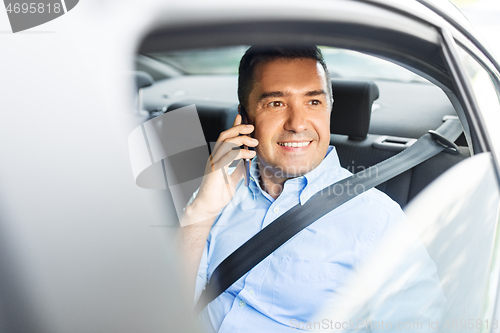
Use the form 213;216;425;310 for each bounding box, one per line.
273;207;279;213
239;300;246;307
249;289;255;296
301;193;308;201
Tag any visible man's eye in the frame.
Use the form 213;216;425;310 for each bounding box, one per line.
269;101;284;107
309;100;321;106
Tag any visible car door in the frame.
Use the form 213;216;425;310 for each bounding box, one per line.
404;26;500;332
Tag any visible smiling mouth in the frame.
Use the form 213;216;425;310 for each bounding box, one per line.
277;141;312;148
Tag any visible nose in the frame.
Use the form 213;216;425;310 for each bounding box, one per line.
283;103;307;133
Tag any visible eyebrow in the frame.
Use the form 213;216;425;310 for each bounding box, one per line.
258;90;327;102
258;91;286;101
305;90;327;97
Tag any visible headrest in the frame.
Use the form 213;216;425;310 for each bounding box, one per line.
331;80;379;140
167;100;238;143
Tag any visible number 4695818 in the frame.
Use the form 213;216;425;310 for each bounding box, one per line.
6;3;61;14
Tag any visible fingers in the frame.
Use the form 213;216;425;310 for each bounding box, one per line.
211;113;258;165
212;124;254;160
207;114;258;174
233;113;242;127
210;148;256;173
224;135;258;147
216;123;254;143
211;136;258;165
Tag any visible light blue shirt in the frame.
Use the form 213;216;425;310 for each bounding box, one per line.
194;146;445;332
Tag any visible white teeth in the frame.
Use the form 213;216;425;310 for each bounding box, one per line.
278;141;311;147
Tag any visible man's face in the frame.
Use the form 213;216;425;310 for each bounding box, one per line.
245;57;332;178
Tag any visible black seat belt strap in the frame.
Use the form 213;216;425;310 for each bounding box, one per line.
195;117;462;312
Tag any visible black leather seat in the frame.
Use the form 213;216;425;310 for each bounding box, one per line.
168;100;238;154
329;80;470;208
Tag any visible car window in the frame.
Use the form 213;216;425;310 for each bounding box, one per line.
457;45;500;150
146;46;430;83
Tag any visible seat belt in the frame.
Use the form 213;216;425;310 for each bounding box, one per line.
195;117;463;312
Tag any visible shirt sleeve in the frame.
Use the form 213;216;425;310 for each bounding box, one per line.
193;238;210;306
187;166;237;306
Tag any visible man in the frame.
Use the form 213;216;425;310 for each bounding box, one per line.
178;46;444;332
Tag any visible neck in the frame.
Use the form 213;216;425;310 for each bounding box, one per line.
256;160;292;199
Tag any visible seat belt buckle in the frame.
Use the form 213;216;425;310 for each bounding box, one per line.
428;130;460;155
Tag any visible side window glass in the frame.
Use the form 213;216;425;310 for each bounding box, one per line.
457;46;500;148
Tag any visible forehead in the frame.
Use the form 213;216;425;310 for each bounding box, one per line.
251;57;328;94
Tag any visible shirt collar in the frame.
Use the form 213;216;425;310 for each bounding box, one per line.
302;146;339;182
299;146;341;204
246;146;342;203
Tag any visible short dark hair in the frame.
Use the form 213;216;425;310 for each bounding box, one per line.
237;45;332;112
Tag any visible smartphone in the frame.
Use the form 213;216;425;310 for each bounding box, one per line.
240;109;251;187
